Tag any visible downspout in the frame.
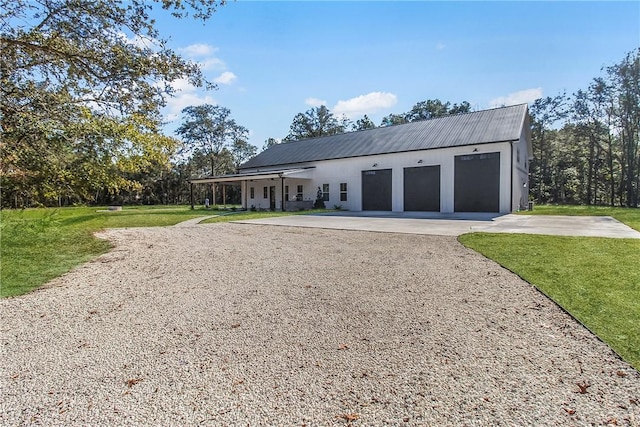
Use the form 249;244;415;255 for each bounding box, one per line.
510;141;514;212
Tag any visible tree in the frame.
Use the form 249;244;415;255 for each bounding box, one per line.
176;104;255;176
284;106;347;141
262;137;280;151
380;113;407;127
608;49;640;207
381;99;471;127
405;99;472;122
352;115;376;131
529;94;569;203
0;0;224;206
230;138;257;169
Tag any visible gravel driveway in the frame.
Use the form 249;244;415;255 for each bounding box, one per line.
2;223;639;426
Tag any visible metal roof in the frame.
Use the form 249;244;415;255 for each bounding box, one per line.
241;104;529;170
189;167;315;184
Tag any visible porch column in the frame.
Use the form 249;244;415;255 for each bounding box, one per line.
281;176;285;211
190;182;194;210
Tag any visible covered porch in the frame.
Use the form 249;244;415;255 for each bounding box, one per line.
188;167;315;211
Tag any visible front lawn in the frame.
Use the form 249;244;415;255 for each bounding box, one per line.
0;206;212;297
460;206;640;370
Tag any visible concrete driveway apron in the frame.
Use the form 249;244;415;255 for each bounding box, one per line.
234;212;640;238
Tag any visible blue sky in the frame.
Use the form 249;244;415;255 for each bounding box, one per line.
155;1;640;149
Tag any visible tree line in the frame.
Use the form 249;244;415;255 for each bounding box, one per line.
530;49;639;207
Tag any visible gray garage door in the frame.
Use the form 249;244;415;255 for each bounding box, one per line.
362;169;392;211
404;165;440;211
454;152;500;212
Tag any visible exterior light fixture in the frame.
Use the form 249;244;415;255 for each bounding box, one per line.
472;148;478;152
417;159;424;164
372;163;378;167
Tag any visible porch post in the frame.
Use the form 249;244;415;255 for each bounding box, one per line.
223;184;226;209
189;182;194;210
280;175;285;211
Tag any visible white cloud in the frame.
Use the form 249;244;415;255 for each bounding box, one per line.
332;92;398;118
163;79;216;122
199;57;226;71
179;43;218;57
489;88;543;108
213;71;237;85
305;97;327;107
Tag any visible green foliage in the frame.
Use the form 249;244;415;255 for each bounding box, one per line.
0;0;225;207
352;115;376;131
459;232;640;370
176;104;254;176
530;49;640;207
381;99;471;126
284;106;348;141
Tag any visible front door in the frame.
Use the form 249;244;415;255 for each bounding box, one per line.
269;186;276;210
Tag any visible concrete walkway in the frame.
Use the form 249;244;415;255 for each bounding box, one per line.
173;215;218;227
234;212;640;238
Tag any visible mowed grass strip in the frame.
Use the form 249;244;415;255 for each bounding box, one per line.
459;209;640;370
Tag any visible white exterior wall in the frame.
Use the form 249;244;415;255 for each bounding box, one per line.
511;127;530;211
242;141;519;213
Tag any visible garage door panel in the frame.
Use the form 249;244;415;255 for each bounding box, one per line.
454;152;500;212
362;169;392;211
404;165;440;211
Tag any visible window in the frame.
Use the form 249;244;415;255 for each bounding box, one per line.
263;187;268;199
285;185;289;201
296;185;303;201
322;184;330;201
250;187;255;199
340;182;348;202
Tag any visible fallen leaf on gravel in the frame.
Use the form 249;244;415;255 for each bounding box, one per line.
126;378;143;388
336;413;359;422
231;323;241;328
338;344;349;350
564;408;576;415
606;418;618;425
616;370;627;377
576;382;590;394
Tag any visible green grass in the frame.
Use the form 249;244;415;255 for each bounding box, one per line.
0;205;215;297
200;209;332;223
460;206;640;369
520;204;640;232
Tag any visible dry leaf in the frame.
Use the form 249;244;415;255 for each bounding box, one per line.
576;382;590;394
126;378;143;388
336;413;359;422
616;370;627;377
338;344;349;350
564;408;576;415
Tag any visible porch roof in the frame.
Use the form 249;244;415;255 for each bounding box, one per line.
189;167;315;184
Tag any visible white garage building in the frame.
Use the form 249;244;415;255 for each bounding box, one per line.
191;104;532;213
